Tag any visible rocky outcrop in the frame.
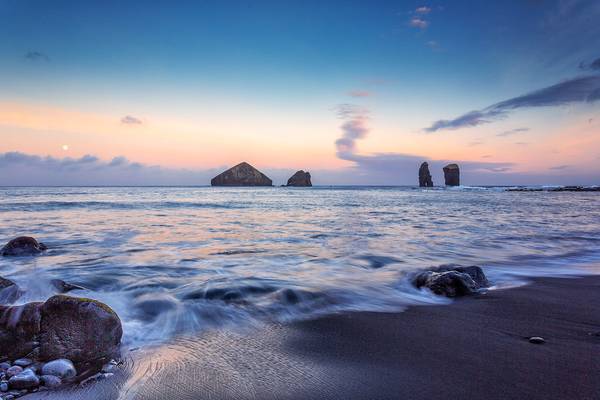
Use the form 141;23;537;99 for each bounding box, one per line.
412;265;489;297
1;237;47;257
211;162;273;186
0;296;122;366
287;170;312;187
418;162;433;187
443;163;460;186
0;277;21;304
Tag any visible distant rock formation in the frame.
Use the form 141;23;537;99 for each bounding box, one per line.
211;162;273;186
287;170;312;187
418;162;433;187
443;163;460;186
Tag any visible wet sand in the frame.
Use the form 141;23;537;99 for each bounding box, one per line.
29;276;600;400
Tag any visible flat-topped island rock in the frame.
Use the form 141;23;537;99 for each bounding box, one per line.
443;163;460;186
211;162;273;186
287;170;312;187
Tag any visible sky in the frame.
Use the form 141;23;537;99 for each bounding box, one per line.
0;0;599;186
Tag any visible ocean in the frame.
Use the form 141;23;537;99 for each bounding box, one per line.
1;186;599;346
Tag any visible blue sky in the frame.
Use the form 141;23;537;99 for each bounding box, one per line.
0;0;599;185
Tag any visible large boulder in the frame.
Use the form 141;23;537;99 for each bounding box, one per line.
0;296;122;368
1;236;47;256
287;170;312;187
413;265;489;297
0;277;21;304
418;162;433;187
443;164;460;186
211;162;272;186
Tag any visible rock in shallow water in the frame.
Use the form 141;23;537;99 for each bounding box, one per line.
1;237;47;257
0;277;21;304
8;369;39;389
413;265;489;297
528;336;545;344
41;359;76;379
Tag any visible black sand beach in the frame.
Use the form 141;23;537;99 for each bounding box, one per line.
28;276;600;400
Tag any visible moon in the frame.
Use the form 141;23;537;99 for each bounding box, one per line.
62;144;69;151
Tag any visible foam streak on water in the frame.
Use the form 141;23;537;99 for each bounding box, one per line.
1;186;599;345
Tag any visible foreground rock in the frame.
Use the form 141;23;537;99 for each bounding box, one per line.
418;162;433;187
211;162;273;186
413;265;489;297
287;170;312;187
1;237;47;257
0;295;122;365
443;164;460;186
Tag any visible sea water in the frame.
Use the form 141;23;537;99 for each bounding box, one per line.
1;186;599;345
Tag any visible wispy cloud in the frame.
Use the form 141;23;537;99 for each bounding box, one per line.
415;6;432;14
121;115;143;125
496;127;530;137
549;164;571;170
409;17;429;29
514;142;529;146
348;90;371;98
468;140;484;147
24;51;49;62
425;75;600;132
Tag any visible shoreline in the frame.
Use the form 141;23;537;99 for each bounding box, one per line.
26;275;600;400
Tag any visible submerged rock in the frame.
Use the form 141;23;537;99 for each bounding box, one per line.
211;162;272;186
413;265;489;297
50;279;85;293
1;237;47;257
418;162;433;187
286;170;312;187
0;277;21;304
528;336;545;344
443;163;460;186
0;295;122;367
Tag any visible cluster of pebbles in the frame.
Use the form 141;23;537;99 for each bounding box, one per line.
0;358;118;400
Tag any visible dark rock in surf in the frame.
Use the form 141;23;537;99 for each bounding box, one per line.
50;279;85;293
413;265;489;297
0;277;21;304
287;170;312;187
528;336;545;344
443;163;460;186
0;295;122;367
418;162;433;187
1;237;47;257
211;162;272;186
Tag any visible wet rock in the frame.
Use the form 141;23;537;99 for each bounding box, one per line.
50;280;85;294
1;237;47;257
5;367;22;379
8;369;39;390
0;362;10;371
529;336;545;344
286;170;312;187
0;278;21;305
40;375;61;388
39;295;122;365
41;359;76;379
0;382;7;392
418;162;433;187
11;360;31;368
413;265;489;297
0;302;43;360
443;163;460;186
211;162;272;186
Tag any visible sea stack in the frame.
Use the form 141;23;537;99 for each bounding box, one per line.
443;163;460;186
211;162;272;186
287;170;312;187
418;162;433;187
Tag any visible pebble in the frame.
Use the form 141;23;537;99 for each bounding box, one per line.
41;359;76;379
528;336;545;344
4;367;22;379
0;383;7;392
40;375;61;388
12;360;31;368
8;369;39;390
0;363;10;372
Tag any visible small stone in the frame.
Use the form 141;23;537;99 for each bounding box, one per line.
41;359;76;379
8;369;39;389
12;360;31;368
0;363;10;371
40;375;61;388
528;336;545;344
4;367;22;379
0;382;7;392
